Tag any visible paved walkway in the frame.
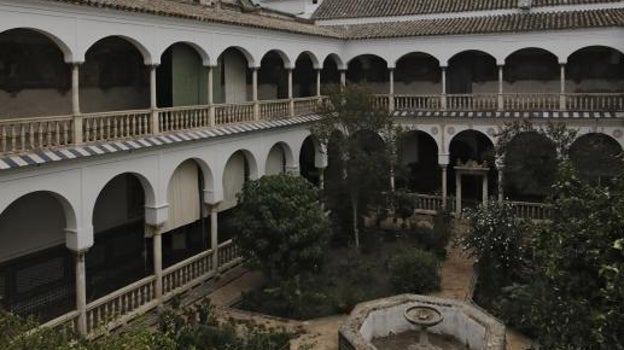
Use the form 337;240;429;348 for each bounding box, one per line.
204;243;532;349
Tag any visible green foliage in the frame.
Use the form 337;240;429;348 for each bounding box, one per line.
233;175;330;280
388;248;440;294
311;84;400;247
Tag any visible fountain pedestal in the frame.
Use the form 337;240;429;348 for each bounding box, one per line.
404;306;444;350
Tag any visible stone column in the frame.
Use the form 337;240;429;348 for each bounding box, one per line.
496;156;505;203
455;172;462;216
318;166;326;190
316;69;322;97
388;68;395;113
149;65;159;134
482;175;489;204
252;67;259;120
74;250;87;335
152;227;163;300
71;64;83;144
497;65;504;110
441;66;447;110
287;68;295;116
559;63;566;110
441;165;448;210
340;70;346;89
208;66;215;126
210;206;219;272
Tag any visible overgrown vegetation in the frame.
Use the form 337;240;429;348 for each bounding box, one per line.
388;247;440;294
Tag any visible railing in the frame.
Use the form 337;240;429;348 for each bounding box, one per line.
160;105;211;132
372;95;390;110
85;275;157;333
162;249;215;296
0;115;72;153
509;200;552;221
214;102;255;124
407;193;456;214
218;239;242;269
394;94;441;110
566;93;624;111
293;97;320;116
82;109;151;143
39;310;80;333
503;93;560;111
259;99;290;120
447;94;498;111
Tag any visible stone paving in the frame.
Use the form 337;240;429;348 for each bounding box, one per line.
203;243;533;350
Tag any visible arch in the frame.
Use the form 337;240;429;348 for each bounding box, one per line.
0;27;73;63
260;49;292;69
399;130;440;193
157;42;209;108
448;130;496;202
167;157;214;195
84;35;152;65
505;47;559;64
447;49;497;67
570;133;623;184
217;46;255;68
447;50;498;95
503;47;560;92
566;46;624;94
296;51;320;70
347;53;388;67
0;190;77;236
89;172;156;222
395;51;440;67
293;52;319;98
347;54;388;93
323;53;346;70
221;149;259;211
566;45;624;62
265;141;295;175
158;41;211;66
395;52;442;95
299;135;326;185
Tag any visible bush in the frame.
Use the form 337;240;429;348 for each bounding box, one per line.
388;248;440;294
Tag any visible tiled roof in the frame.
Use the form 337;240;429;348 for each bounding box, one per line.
42;0;341;38
313;0;624;20
337;8;624;39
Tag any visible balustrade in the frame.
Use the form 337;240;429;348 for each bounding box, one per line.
565;93;624;111
82;110;151;143
0;115;72;153
503;93;560;111
394;95;441;110
214;103;255;125
509;200;552;221
447;94;498;111
218;239;242;269
259;100;290;120
293;97;320;116
159;105;211;132
162;250;215;296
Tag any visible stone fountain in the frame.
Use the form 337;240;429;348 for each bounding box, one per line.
404;305;444;350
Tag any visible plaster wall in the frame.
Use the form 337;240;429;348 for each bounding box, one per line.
171;45;208;107
221;151;246;211
80;87;149;113
92;174;133;233
0;90;71;118
223;50;249;104
266;145;286;175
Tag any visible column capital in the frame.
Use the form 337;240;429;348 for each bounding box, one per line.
438;152;450;166
145;203;169;227
65;226;94;252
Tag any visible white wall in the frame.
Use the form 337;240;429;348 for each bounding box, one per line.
266;145;286;175
0;90;71;119
221;151;247;211
223;51;249;104
92;175;132;233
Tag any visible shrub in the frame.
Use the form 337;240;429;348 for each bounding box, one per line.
388;248;440;294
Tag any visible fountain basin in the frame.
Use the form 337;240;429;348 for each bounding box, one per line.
339;294;506;350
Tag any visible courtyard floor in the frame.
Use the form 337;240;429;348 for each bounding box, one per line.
203;243;533;350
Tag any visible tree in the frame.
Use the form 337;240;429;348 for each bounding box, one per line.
311;84;399;248
232;175;329;281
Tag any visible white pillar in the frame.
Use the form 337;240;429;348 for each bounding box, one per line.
441;165;448;210
560;63;566;110
455;172;462;216
316;69;322;97
149;65;159;135
388;68;395;113
319;166;326;190
210;206;219;272
252;68;259;120
208;66;215;126
340;70;346;88
75;250;87;335
441;66;447;110
71;64;83;144
288;68;295;116
390;165;396;192
153;228;163;300
497;167;504;203
482;175;489;204
498;65;504;110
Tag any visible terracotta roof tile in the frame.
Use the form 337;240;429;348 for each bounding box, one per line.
313;0;624;20
335;8;624;39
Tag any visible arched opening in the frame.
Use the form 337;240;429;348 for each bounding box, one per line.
215;47;251;104
447;50;498;95
504;48;559;93
0;192;75;321
321;55;341;88
570;133;623;185
566;46;624;110
293;53;317;98
259;50;288;100
0;29;71;118
398;131;440;193
504;132;557;201
163;159;212;266
299;135;322;185
266;143;288;175
219;150;254;243
81;36;149;113
448;130;495;206
347;54;388;94
88;173;147;301
157;43;208;108
395;53;441;95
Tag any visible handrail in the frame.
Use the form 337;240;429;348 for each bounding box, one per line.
162;249;213;275
86;275;156;310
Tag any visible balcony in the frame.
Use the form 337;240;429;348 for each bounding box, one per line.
2;93;623;157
